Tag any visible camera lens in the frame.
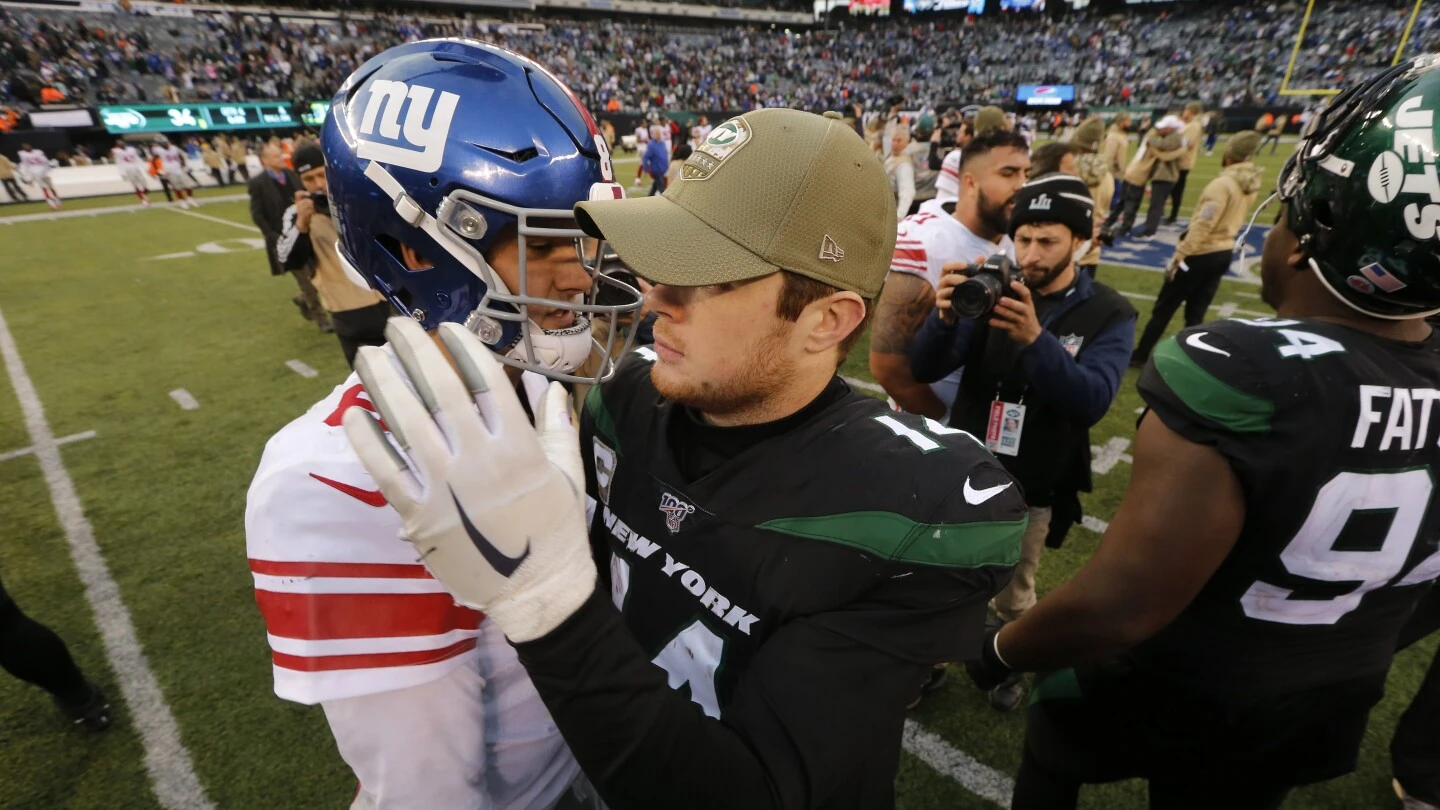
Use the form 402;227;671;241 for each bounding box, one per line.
954;275;1004;319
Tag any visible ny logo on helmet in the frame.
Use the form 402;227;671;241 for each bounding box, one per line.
357;80;460;174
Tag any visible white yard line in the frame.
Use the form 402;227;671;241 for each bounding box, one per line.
167;206;261;233
169;389;200;410
0;194;248;225
0;305;214;810
285;359;318;378
0;429;96;463
903;720;1014;808
841;375;886;395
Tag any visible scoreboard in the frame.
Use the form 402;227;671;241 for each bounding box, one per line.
98;102;299;134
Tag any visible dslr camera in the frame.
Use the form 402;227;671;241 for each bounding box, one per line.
954;254;1023;319
308;191;330;216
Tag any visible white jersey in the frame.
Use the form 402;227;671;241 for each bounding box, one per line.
155;145;186;175
890;210;1015;409
634;125;649;144
934;149;962;204
113;146;144;170
17;148;51;179
246;369;580;810
113;146;147;184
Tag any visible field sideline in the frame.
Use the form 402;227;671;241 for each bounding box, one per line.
1;147;1433;810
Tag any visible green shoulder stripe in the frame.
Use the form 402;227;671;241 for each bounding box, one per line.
757;511;1025;569
585;383;619;450
1153;337;1273;433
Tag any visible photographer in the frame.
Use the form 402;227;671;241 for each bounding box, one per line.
908;174;1135;709
276;143;390;367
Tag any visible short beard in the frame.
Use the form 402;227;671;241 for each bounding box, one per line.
977;188;1012;238
649;322;795;421
1023;255;1072;291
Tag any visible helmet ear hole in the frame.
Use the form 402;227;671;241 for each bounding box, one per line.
1313;200;1335;231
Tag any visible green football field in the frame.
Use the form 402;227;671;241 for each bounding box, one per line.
0;146;1432;810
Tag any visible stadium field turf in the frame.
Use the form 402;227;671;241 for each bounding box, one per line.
1;147;1430;810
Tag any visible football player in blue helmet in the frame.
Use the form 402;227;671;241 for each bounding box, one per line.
321;38;641;382
246;39;635;810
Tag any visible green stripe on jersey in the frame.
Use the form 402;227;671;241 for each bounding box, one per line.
757;512;1025;569
585;383;619;450
1153;337;1273;433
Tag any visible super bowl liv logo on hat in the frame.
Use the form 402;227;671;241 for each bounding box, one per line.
682;117;753;181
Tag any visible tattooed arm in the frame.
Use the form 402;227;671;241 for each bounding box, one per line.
868;272;946;418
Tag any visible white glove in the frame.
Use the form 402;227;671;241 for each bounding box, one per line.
343;317;597;643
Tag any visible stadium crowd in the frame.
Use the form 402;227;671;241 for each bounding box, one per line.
1;0;1435;116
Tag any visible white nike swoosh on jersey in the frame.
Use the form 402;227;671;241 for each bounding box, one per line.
963;478;1013;506
1185;332;1232;357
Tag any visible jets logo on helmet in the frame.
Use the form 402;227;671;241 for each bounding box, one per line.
1277;53;1440;320
322;38;643;383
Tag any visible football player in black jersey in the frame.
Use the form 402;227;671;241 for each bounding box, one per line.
967;55;1440;809
344;108;1028;809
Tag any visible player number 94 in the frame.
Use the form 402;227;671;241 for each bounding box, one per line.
1242;469;1438;625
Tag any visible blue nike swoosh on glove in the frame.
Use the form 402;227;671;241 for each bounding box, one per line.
450;488;531;577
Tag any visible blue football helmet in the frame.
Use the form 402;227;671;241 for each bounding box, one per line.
321;38;643;382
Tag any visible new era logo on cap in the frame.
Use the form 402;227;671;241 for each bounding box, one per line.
819;235;845;263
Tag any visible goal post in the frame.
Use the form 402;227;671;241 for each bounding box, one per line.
1279;0;1425;97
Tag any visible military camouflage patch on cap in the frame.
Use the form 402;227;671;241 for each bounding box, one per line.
682;117;752;181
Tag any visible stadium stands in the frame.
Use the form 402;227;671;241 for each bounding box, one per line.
1;0;1436;115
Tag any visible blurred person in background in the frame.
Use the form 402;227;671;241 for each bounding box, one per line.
1131;131;1263;367
201;141;223;186
229;136;250;183
1167;102;1205;225
275;143;389;367
0;574;111;732
1102;113;1131;201
1071;116;1113;278
250;142;329;332
154;137;198;209
111;139;150;207
886;127;917;220
641;124;669;196
17;143;60;209
0;151;26;201
1103;116;1183;242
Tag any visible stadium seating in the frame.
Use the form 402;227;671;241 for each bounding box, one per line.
1;0;1435;115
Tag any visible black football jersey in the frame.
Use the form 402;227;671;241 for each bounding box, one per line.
1130;317;1440;698
576;349;1026;809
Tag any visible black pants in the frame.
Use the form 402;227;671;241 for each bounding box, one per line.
1263;132;1282;154
331;301;392;368
1167;169;1190;221
1;177;26;201
1140;180;1175;236
1394;645;1440;805
1132;249;1230;362
232;162;249;182
0;575;92;706
1103;181;1145;236
1391;586;1440;805
1016;661;1381;810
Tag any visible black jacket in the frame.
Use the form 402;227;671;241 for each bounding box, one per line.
910;274;1136;506
248;168;303;276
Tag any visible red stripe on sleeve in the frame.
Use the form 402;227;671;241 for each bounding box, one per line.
256;590;482;640
272;638;478;672
249;558;432;579
892;248;927;263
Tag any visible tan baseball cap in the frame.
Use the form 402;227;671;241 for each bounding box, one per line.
574;109;897;299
